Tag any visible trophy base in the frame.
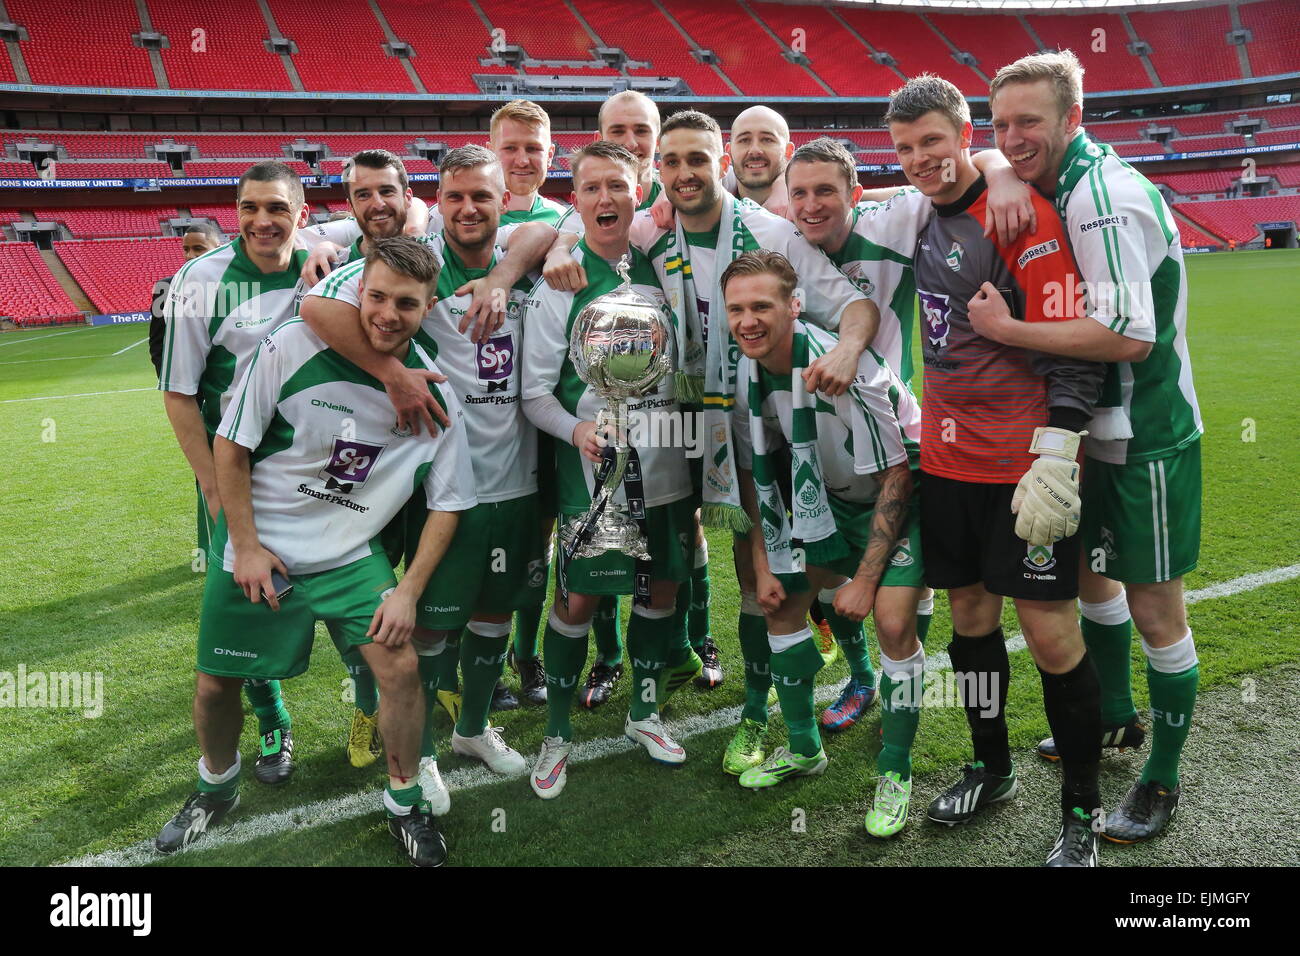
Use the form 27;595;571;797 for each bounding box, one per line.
559;508;650;561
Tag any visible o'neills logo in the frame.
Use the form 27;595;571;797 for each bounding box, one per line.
311;398;354;414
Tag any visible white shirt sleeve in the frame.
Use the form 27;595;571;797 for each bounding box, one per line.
555;205;583;237
297;218;362;249
1067;175;1160;344
419;398;479;512
844;352;910;476
855;187;931;257
217;334;284;451
158;260;213;395
521;280;573;401
781;233;868;332
304;260;363;309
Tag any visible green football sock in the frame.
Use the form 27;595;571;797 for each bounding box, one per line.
626;609;674;720
457;623;510;739
821;589;876;687
340;647;378;716
416;645;442;760
196;754;240;801
667;595;692;668
243;679;290;735
1142;651;1199;788
738;608;772;725
769;631;824;758
543;617;589;740
1081;597;1138;725
688;547;711;651
592;595;624;666
878;649;925;780
513;604;543;662
384;782;423;817
916;594;934;644
437;634;460;693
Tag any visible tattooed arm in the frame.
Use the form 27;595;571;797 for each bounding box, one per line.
832;463;914;623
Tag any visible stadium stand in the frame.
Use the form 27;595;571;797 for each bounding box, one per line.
1255;129;1300;147
187;204;241;233
1175;218;1223;249
6;0;156;88
183;160;314;177
924;11;1041;80
1174;196;1300;243
0;242;81;326
39;206;178;239
267;0;415;93
0;161;37;178
477;0;608;67
1150;168;1238;195
1128;5;1240;89
835;7;985;95
3;133;158;159
573;0;734;96
177;135;294;158
53;162;175;180
1259;163;1300;187
661;0;824;96
55;238;186;315
1171;134;1248;153
147;0;294;91
1239;0;1300;79
376;0;516;94
0;208;24;225
1025;12;1151;91
1113;141;1169;158
747;2;892;97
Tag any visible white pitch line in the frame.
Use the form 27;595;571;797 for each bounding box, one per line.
0;328;81;348
60;561;1300;867
0;353;119;366
0;387;155;405
112;337;149;356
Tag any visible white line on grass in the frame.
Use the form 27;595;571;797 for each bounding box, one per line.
112;337;149;356
0;387;155;405
0;328;81;348
0;354;121;366
60;562;1300;868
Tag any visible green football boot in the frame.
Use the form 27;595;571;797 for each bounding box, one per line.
865;771;912;838
722;718;767;775
738;746;827;790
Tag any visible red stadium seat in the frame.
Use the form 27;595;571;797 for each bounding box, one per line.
0;241;81;324
1239;0;1300;79
147;0;293;91
36;205;178;238
267;0;415;93
55;237;187;314
1174;196;1300;243
7;0;156;88
377;0;516;95
1128;5;1242;88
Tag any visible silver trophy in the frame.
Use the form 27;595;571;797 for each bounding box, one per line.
559;256;674;562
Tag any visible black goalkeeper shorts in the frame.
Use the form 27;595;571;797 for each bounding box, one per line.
920;470;1080;602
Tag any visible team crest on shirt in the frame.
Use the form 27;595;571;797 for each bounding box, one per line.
918;291;953;349
1023;543;1057;572
319;437;387;493
945;241;964;272
841;264;875;299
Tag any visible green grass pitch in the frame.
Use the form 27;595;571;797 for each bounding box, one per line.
1;249;1297;867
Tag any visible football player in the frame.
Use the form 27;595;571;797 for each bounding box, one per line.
885;75;1106;866
727;251;927;839
160;162;314;785
155;237;475;867
521;141;695;798
973;51;1204;843
301;145;551;808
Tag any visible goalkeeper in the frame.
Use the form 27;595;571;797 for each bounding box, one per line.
886;75;1106;866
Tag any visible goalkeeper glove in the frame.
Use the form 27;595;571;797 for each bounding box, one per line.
1011;426;1084;546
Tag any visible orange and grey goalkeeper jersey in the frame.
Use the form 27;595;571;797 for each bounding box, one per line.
913;176;1104;484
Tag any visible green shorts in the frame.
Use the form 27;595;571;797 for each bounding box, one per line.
823;492;926;588
412;493;547;629
1081;439;1201;584
197;520;396;681
195;482;213;555
559;495;695;596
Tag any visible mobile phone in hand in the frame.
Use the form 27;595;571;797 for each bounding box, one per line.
266;570;293;602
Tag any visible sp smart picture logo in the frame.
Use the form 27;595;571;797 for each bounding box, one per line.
319;437;386;493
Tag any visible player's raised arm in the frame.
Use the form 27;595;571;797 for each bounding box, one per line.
455;220;557;341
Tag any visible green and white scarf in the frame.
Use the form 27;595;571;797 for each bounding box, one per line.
747;321;849;586
650;192;760;532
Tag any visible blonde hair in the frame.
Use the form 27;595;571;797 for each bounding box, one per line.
599;90;661;136
720;250;798;301
490;99;552;138
990;50;1085;119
